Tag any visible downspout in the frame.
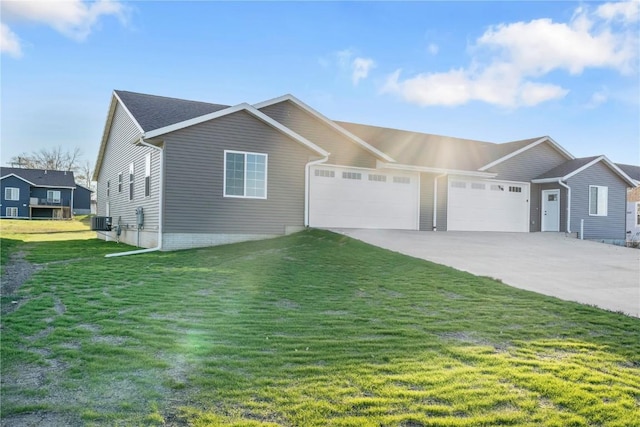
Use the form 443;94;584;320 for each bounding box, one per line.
106;137;164;257
433;173;447;231
304;156;330;227
558;180;571;233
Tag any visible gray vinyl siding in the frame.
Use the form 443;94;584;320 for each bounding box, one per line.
161;110;314;234
95;103;160;234
489;141;568;231
259;101;377;168
419;173;447;231
567;162;627;240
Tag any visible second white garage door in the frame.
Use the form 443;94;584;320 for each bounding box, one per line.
447;177;530;232
309;166;419;229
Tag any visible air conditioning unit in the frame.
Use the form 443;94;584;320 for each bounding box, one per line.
91;216;112;231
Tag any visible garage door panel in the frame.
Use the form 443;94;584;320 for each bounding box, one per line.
310;167;418;229
448;178;529;232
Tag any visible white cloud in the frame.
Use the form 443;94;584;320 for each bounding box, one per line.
382;1;638;108
1;0;127;56
427;43;439;55
586;89;610;108
352;57;375;85
0;22;21;57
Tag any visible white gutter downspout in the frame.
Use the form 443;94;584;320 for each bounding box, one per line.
433;173;447;231
304;156;330;227
106;137;164;257
558;180;571;233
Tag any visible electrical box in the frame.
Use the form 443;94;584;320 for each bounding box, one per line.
136;207;144;229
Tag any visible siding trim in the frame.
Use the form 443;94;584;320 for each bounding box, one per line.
254;94;396;162
144;103;329;157
479;137;574;171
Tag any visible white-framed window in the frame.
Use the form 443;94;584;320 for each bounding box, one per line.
118;173;123;193
47;190;61;203
314;169;335;178
368;174;387;182
4;187;19;201
451;181;466;189
145;153;151;197
393;176;411;184
636;202;640;226
107;180;110;197
471;183;485;190
6;207;18;217
129;163;134;200
342;172;362;180
490;184;504;191
224;150;267;198
509;186;522;193
589;185;608;216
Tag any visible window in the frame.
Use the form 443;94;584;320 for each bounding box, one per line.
471;183;486;190
4;187;19;201
47;190;61;203
342;172;362;180
509;186;522;193
129;163;134;200
490;184;504;191
315;169;335;178
6;207;18;217
118;173;122;193
107;180;110;197
224;151;267;198
589;185;608;216
393;176;411;184
145;153;151;197
368;174;387;182
636;203;640;226
451;181;466;189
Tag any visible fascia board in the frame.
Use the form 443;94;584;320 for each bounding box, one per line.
144;103;329;157
1;173;75;189
1;174;36;186
380;162;497;178
531;177;562;184
254;94;396;163
479;136;575;172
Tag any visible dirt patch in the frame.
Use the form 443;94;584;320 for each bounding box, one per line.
1;251;43;315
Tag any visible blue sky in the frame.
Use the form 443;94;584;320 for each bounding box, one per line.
1;1;639;169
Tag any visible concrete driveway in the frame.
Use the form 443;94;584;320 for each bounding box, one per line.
333;229;640;317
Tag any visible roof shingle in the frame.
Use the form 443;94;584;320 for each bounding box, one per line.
1;167;77;188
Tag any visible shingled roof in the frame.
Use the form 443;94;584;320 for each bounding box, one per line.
617;163;640;182
114;90;229;132
534;156;600;180
1;167;77;188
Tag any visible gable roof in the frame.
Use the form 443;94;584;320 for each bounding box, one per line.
532;156;637;187
114;90;230;133
617;163;640;183
477;136;574;171
255;95;395;162
1;167;77;188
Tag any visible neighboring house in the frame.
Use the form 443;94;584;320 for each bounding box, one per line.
0;167;78;219
617;163;640;242
73;184;93;215
93;90;639;250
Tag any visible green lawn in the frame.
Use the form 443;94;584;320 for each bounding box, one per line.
1;219;639;426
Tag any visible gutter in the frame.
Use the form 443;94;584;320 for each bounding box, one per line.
433;173;447;231
304;155;330;227
105;137;164;257
557;179;571;233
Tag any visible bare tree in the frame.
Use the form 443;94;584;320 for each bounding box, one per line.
9;146;83;171
75;160;95;190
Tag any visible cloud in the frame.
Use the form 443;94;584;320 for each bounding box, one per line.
382;1;638;108
427;43;439;55
585;89;610;108
0;22;21;57
1;0;127;56
352;57;375;85
330;49;375;85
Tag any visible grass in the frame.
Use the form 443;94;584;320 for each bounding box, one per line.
1;219;639;426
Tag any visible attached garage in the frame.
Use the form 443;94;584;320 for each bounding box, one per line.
309;166;419;229
447;176;530;232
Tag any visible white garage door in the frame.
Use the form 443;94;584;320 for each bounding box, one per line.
309;166;419;229
447;177;529;232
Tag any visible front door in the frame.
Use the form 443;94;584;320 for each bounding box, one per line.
541;189;560;231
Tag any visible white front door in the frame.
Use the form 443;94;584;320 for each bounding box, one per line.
541;189;560;231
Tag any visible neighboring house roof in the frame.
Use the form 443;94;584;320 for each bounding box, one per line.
532;156;637;187
617;163;640;184
255;95;395;162
0;167;76;188
75;183;93;192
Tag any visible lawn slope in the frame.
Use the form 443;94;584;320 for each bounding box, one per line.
1;224;638;426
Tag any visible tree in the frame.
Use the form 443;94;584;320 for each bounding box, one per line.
9;146;83;171
75;160;95;190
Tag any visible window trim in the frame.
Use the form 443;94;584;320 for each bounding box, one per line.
223;150;268;199
129;162;134;201
4;187;19;201
6;207;18;217
144;153;151;198
118;173;122;193
589;185;608;216
47;190;61;203
107;180;110;198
